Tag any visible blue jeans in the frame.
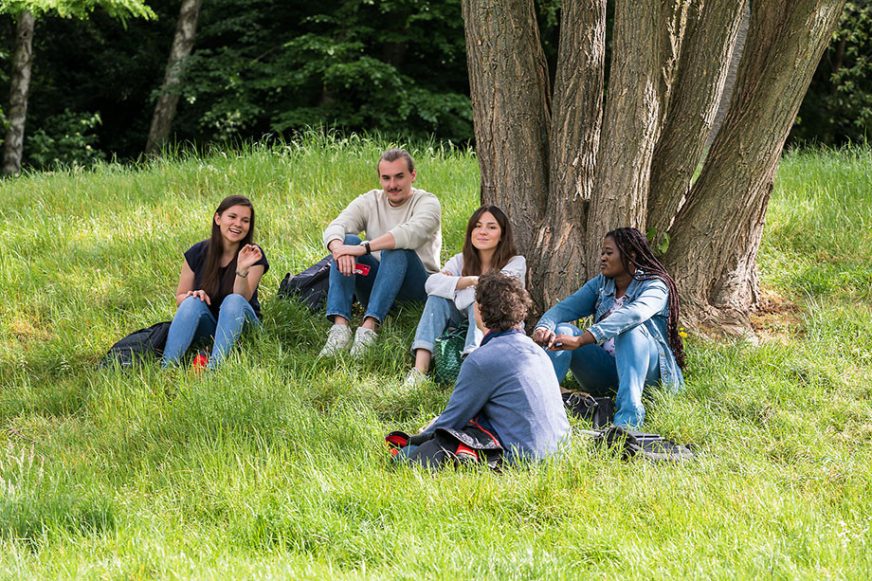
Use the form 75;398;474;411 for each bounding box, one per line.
411;295;482;355
162;294;259;370
546;323;660;428
326;234;429;324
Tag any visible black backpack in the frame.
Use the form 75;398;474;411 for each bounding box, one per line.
278;255;332;311
562;392;614;428
594;425;695;462
101;321;171;368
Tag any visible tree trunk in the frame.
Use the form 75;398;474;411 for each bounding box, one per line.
647;0;748;237
585;0;688;276
666;0;846;330
461;0;551;258
2;11;35;177
530;0;606;310
145;0;203;155
705;1;750;150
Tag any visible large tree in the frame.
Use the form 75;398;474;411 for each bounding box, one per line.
462;0;846;331
0;0;154;176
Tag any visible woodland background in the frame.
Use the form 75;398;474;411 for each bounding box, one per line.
1;0;870;171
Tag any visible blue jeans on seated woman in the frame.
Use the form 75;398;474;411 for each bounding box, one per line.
161;294;259;370
411;295;483;356
546;322;660;428
326;234;429;324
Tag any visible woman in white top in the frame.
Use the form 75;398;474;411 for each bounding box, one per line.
407;205;526;385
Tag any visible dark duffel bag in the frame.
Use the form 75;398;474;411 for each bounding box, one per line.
278;255;332;311
595;425;695;462
101;321;171;368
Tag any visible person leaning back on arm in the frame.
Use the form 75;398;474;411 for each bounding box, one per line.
320;148;442;357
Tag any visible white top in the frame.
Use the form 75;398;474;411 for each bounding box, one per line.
322;187;442;273
425;253;527;310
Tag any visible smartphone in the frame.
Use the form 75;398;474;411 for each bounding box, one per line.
353;263;371;276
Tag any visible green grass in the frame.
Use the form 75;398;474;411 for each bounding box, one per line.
0;137;870;578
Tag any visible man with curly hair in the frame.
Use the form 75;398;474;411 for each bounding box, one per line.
410;271;569;462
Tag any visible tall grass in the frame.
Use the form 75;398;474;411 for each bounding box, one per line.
0;137;869;578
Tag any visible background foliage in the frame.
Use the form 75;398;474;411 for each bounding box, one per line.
0;0;869;169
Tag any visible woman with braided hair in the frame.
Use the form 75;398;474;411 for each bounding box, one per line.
532;227;685;428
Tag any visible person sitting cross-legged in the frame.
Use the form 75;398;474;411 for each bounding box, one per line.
396;272;570;466
320;148;442;357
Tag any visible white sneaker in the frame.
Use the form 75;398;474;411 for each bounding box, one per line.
319;324;352;357
404;369;428;387
349;327;378;357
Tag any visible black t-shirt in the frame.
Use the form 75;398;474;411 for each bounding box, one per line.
184;240;270;318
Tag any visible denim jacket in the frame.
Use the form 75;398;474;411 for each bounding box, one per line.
535;273;685;391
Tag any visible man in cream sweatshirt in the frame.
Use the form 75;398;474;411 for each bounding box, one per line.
320;148;442;356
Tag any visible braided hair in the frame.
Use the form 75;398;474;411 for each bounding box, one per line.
606;227;686;368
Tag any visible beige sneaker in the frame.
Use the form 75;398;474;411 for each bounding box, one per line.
349;327;378;357
319;324;353;357
404;369;429;387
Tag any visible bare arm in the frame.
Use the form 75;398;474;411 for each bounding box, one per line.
232;244;266;300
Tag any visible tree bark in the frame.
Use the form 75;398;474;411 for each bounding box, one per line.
585;0;688;276
705;1;750;150
2;11;35;177
461;0;551;257
648;0;748;237
145;0;203;155
666;0;846;329
530;0;606;310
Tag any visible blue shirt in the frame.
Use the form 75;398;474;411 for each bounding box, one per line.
535;272;684;391
420;330;570;462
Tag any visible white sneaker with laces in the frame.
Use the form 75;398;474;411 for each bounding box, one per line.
349;327;378;357
404;369;428;387
319;324;353;357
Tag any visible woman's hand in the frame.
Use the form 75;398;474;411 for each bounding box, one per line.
237;244;262;271
549;331;595;351
532;327;556;347
548;334;582;351
456;275;479;290
185;289;211;305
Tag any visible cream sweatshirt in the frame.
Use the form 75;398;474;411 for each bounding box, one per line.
322;188;442;273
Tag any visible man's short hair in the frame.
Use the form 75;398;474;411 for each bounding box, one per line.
476;272;531;332
378;148;415;173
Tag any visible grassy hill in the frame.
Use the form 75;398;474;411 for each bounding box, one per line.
1;137;870;578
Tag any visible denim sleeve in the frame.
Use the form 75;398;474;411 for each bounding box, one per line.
587;279;668;343
534;275;601;332
419;358;492;438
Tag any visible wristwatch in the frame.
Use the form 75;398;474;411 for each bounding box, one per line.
362;241;372;255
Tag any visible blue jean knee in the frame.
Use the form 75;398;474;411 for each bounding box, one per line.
162;296;217;366
208;293;259;370
411;295;461;354
364;248;429;323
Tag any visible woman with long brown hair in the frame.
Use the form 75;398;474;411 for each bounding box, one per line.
162;195;269;370
532;227;685;428
407;205;525;385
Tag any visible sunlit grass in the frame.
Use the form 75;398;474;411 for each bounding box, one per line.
0;136;869;577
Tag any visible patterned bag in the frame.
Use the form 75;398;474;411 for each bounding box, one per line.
433;325;467;385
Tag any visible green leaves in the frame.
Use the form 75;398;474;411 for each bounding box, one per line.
0;0;156;21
